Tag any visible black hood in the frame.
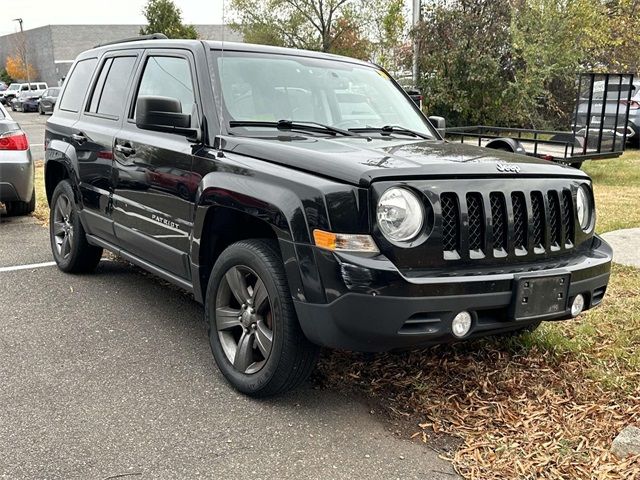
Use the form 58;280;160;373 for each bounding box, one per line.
221;135;589;186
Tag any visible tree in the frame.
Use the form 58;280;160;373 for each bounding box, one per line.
368;0;406;69
5;55;36;82
328;16;372;59
140;0;198;39
230;0;361;54
0;68;13;84
588;0;640;73
411;0;623;129
413;0;515;127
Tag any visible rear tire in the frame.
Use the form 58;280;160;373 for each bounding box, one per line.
39;105;44;115
49;180;103;273
5;188;36;216
205;239;319;397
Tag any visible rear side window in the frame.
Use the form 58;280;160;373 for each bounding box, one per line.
59;58;97;112
134;56;194;115
88;56;136;117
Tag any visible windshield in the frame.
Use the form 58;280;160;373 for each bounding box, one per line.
209;50;435;138
7;84;19;91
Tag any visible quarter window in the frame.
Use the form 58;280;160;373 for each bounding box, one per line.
134;56;194;116
59;58;98;112
88;56;136;117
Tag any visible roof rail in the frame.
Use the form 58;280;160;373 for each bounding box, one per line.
94;33;168;48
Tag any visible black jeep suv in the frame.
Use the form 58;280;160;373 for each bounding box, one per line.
44;36;612;396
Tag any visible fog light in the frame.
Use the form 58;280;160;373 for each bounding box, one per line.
571;294;585;317
452;311;472;338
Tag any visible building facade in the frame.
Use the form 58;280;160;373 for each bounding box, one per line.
0;24;242;85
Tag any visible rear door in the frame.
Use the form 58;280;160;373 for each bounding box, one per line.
68;51;141;242
50;57;99;218
112;49;201;279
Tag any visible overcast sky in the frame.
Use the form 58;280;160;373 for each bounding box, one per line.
0;0;226;36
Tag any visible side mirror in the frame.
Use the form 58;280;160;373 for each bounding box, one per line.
136;96;197;137
428;116;446;137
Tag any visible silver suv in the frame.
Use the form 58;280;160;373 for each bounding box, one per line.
0;103;35;216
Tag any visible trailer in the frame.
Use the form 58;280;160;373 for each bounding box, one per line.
444;73;635;168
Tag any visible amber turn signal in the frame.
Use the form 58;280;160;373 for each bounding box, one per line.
313;229;380;254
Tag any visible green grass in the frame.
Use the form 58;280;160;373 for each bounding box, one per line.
583;151;640;233
531;263;640;392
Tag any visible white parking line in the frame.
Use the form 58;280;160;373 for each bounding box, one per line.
30;143;44;147
0;261;56;273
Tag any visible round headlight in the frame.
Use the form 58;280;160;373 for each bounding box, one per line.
377;188;424;242
576;185;592;231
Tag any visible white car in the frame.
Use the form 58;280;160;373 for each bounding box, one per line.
0;102;35;215
0;82;48;106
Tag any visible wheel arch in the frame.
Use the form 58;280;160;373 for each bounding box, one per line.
44;141;80;206
191;173;312;305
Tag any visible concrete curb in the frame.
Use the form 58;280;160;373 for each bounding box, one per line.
600;228;640;268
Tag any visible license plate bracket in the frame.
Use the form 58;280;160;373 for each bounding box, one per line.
511;274;570;321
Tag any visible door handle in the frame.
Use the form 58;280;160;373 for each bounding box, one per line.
71;133;87;143
115;144;136;156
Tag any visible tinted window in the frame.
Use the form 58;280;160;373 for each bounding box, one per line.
88;56;136;117
50;88;60;97
59;58;98;112
89;58;112;112
135;56;194;116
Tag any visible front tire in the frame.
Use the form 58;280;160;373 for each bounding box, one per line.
49;180;103;273
205;239;319;397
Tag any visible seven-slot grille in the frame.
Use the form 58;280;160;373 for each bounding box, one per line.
441;189;575;259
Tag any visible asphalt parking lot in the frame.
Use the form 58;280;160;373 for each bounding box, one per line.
0;111;458;480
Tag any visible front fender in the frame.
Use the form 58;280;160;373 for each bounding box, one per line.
191;169;322;305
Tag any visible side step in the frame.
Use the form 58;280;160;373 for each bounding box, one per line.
86;234;194;294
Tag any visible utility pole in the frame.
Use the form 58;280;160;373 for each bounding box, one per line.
12;18;31;86
412;0;420;86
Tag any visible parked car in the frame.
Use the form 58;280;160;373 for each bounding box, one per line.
11;89;45;112
45;37;611;397
0;83;21;104
0;82;48;106
39;87;60;114
0;102;35;215
0;81;7;92
575;78;640;147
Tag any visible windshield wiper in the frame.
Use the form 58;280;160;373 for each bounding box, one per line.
348;125;432;140
228;120;367;138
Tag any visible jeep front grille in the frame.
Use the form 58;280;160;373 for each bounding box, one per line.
466;193;484;251
511;192;527;251
440;188;576;260
490;192;507;253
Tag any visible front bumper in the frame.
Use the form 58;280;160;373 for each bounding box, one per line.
294;236;612;352
0;149;35;203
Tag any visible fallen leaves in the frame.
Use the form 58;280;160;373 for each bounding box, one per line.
317;265;640;479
